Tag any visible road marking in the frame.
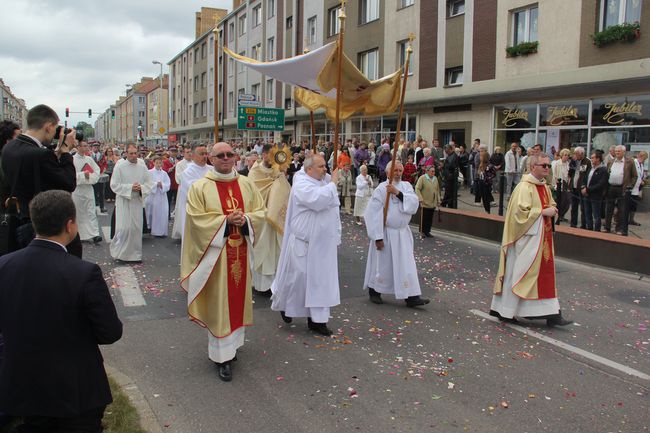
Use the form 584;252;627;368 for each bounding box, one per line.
470;309;650;381
102;226;111;243
112;266;147;307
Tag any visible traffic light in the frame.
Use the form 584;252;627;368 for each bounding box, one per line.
111;109;115;119
88;109;92;118
65;107;69;117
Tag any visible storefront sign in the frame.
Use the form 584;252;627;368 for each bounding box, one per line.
501;108;529;127
601;101;643;125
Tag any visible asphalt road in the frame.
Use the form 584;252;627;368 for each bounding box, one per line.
86;206;649;433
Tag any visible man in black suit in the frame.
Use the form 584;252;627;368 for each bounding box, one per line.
286;152;302;185
581;150;608;232
567;146;591;229
1;104;80;256
0;190;122;433
440;144;459;208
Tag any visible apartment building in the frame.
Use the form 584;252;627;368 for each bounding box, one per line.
114;77;156;142
141;75;169;146
0;78;27;128
166;0;649;159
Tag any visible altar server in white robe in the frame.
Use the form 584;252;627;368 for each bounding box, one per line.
171;146;191;239
363;161;430;307
145;156;171;237
176;144;210;240
271;155;341;336
72;141;102;243
110;144;154;262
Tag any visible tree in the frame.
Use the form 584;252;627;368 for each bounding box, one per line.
75;121;95;140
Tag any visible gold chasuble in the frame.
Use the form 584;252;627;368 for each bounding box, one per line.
181;170;266;338
247;161;290;234
493;174;557;300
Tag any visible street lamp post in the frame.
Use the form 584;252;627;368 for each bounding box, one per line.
152;60;164;146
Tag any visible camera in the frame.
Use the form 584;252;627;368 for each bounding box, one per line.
54;125;84;142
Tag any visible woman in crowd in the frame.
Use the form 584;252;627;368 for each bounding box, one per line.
475;151;496;213
402;154;418;185
551;148;571;221
354;164;374;226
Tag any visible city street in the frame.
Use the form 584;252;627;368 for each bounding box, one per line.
87;207;649;433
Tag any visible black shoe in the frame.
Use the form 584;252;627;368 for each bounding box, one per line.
546;315;573;327
92;236;103;243
280;311;292;323
217;361;232;382
424;232;433;238
405;296;430;308
256;289;272;297
368;287;383;304
489;309;518;323
308;318;333;336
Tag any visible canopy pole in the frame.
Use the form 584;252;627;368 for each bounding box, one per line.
332;1;346;170
310;111;316;152
383;35;415;226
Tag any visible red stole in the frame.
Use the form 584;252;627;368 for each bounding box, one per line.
215;179;248;333
535;184;556;299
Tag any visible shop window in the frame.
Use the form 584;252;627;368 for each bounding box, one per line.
600;0;642;30
359;48;379;80
307;16;317;45
360;0;380;24
329;5;342;37
447;0;465;18
445;67;463;86
397;40;414;75
511;5;538;45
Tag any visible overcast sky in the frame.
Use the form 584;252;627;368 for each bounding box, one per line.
0;0;231;127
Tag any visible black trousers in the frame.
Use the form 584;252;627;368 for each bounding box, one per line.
93;183;105;211
16;406;105;433
421;207;434;235
441;177;457;208
605;185;629;235
477;180;492;213
570;188;586;228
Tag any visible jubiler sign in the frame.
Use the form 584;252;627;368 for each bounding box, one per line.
237;106;285;131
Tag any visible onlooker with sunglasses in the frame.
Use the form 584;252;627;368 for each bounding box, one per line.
1;104;80;255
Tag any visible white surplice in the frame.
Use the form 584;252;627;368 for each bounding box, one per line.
176;162;210;240
110;159;154;261
72;153;100;241
145;168;171;236
171;158;190;239
271;169;341;322
363;180;421;299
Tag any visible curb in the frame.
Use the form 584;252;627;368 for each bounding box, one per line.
105;364;164;433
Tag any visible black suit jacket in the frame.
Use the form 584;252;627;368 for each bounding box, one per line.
582;165;609;198
1;134;76;216
0;239;122;417
287;161;302;184
568;157;592;191
442;152;459;180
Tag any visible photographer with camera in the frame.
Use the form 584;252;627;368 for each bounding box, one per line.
1;104;82;256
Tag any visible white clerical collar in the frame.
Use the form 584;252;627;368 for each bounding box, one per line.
36;237;68;252
24;133;45;149
212;168;237;179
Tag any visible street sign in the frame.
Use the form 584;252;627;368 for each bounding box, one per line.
238;93;256;102
237;106;284;131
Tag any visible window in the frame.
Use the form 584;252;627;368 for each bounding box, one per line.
194;75;199;91
139;111;145;117
267;0;275;18
228;91;234;112
251;83;260;99
238;51;246;73
446;67;463;86
209;68;213;84
328;5;342;36
253;5;262;27
286;16;293;29
266;79;274;101
447;0;465;17
252;43;262;60
228;22;235;41
307;16;317;45
201;101;207;116
285;98;293;110
201;72;207;88
358;48;379;80
360;0;380;24
210;37;214;54
267;37;275;60
193;103;199;117
201;42;207;59
399;0;414;8
239;14;247;36
228;58;234;76
194;47;200;63
209;98;213;116
397;40;414;75
139;96;145;104
600;0;642;30
512;5;538;45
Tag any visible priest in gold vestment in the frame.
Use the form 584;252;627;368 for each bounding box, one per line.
247;144;290;295
490;154;572;327
180;142;266;381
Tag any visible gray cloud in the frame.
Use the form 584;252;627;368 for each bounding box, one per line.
0;0;230;127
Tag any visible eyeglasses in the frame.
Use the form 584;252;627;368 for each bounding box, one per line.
536;163;552;169
211;152;235;159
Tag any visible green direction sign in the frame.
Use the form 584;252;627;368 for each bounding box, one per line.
237;106;285;131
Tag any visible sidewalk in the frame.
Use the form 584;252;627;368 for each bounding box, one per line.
452;185;650;240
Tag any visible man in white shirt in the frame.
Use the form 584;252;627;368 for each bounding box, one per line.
629;151;647;226
605;145;638;236
504;142;520;196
